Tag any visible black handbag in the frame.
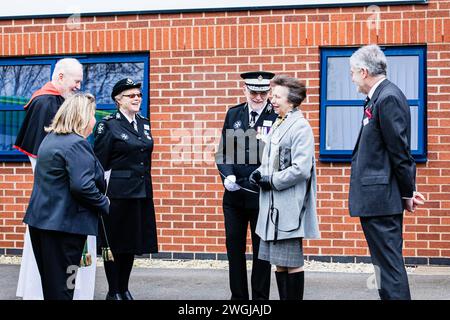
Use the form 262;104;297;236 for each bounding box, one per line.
278;147;292;171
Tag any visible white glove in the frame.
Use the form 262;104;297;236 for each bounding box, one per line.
224;175;241;192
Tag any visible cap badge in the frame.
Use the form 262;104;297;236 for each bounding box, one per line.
258;75;263;82
126;78;133;84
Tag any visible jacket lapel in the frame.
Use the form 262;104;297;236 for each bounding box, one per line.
352;79;390;156
240;103;249;130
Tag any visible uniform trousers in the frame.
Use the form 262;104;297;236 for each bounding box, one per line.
360;214;411;300
28;226;86;300
223;203;271;300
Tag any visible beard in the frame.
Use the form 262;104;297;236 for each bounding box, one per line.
248;100;266;111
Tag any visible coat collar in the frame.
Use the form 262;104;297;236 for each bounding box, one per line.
117;110;140;137
367;78;389;109
270;109;304;144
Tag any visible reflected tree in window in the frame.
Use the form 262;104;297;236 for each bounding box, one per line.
0;65;51;151
82;63;144;104
0;65;51;107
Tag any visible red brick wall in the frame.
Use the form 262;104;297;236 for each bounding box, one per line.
1;0;450;263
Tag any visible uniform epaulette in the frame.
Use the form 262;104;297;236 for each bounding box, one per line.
229;102;246;110
136;113;149;120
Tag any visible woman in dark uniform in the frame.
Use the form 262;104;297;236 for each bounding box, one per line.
94;78;158;300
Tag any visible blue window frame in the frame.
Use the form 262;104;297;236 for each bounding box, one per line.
319;46;427;163
0;53;149;162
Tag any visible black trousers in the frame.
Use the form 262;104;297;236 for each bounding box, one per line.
28;226;86;300
223;203;271;300
360;214;411;300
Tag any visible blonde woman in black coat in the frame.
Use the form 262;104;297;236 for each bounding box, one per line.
23;93;109;300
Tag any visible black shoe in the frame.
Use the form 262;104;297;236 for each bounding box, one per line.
121;291;134;300
106;292;123;300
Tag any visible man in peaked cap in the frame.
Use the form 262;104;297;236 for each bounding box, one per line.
240;71;273;92
215;71;278;300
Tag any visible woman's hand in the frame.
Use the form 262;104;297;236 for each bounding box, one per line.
259;175;273;191
249;170;262;185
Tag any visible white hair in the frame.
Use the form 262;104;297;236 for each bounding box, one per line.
349;44;387;77
51;58;83;80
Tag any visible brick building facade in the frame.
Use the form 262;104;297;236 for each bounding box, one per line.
1;0;449;265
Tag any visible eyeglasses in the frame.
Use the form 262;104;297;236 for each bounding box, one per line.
122;93;142;99
249;90;269;97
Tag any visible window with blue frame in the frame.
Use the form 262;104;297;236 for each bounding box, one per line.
319;46;426;163
0;54;149;162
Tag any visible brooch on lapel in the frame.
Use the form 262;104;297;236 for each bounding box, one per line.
364;107;373;120
233;120;242;129
363;104;373;126
364;102;373;120
120;133;129;141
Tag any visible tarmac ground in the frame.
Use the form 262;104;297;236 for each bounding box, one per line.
1;264;449;300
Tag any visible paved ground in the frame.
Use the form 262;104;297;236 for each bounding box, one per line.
1;264;449;300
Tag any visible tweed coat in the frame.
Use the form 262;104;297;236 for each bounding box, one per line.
255;109;320;242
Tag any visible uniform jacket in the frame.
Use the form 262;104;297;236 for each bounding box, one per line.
349;79;416;217
255;109;320;241
216;101;278;209
14;94;64;157
94;111;154;199
23;133;109;236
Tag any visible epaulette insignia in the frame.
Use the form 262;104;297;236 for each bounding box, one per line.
136;113;149;120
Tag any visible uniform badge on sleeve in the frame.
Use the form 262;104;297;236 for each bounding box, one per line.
96;123;105;135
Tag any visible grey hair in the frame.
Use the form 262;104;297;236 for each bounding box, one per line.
51;58;83;80
349;44;387;76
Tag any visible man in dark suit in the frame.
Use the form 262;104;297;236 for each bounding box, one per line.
348;45;425;300
216;71;278;300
